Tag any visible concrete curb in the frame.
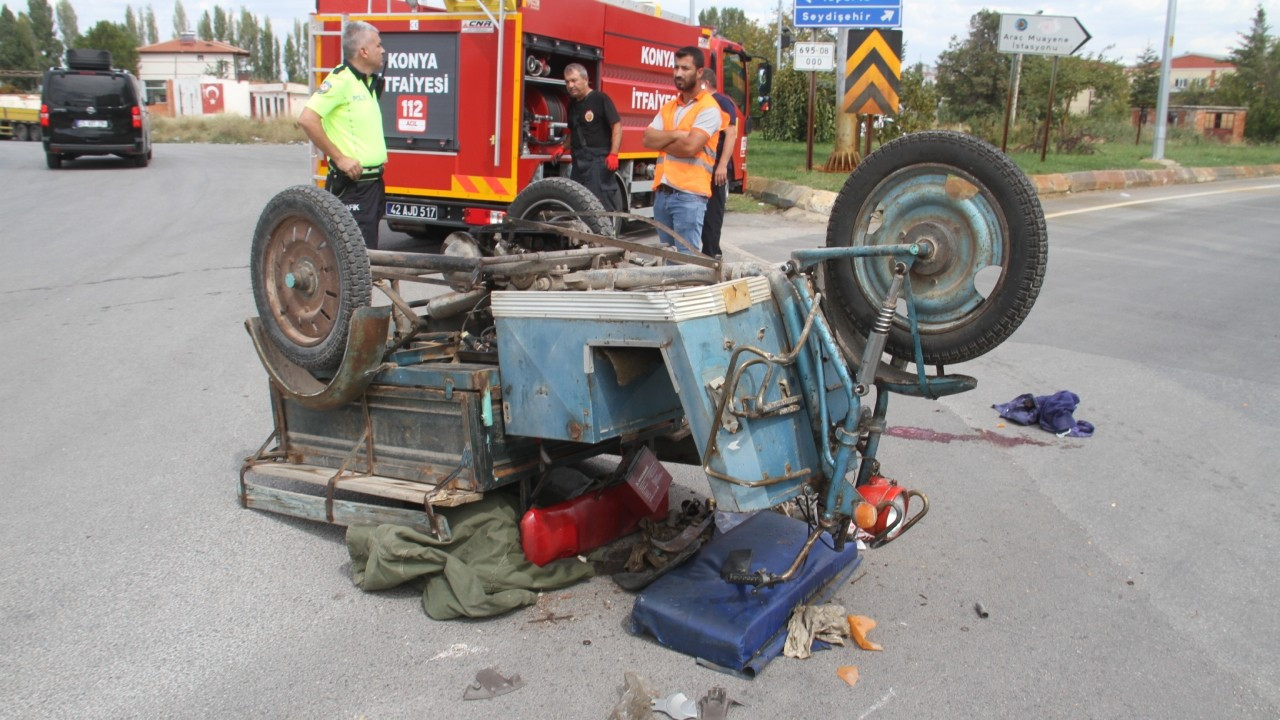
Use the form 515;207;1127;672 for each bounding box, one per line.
746;163;1280;217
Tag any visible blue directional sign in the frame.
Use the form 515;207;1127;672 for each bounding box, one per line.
795;0;902;29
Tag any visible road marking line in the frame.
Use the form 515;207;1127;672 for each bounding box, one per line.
1045;183;1280;219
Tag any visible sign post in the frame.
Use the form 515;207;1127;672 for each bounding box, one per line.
794;42;835;171
795;0;904;172
997;13;1090;159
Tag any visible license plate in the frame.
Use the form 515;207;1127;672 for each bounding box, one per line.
385;202;438;220
74;119;109;129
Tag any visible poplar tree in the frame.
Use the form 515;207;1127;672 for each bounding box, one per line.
54;0;76;48
145;5;158;44
27;0;62;68
172;0;187;35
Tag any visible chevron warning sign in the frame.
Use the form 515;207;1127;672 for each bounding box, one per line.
842;29;902;116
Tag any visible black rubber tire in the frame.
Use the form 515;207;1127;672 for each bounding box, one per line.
134;150;149;168
250;185;372;371
45;152;61;169
506;177;611;247
13;124;28;142
28;124;41;142
820;130;1048;365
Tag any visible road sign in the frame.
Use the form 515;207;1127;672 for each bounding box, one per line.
842;29;901;115
998;14;1091;56
795;0;902;29
794;42;836;72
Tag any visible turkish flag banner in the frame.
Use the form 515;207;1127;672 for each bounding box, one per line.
201;83;224;114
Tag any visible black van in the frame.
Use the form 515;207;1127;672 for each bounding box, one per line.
41;49;152;169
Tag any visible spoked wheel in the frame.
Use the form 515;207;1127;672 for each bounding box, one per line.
820;131;1048;365
250;185;371;371
506;177;611;250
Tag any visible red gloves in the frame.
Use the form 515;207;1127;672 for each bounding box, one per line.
606;153;619;171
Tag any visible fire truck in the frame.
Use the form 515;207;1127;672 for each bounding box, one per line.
310;0;769;241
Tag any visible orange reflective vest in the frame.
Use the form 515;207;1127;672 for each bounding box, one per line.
652;91;720;198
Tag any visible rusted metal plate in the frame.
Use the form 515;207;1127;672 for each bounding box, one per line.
246;306;392;410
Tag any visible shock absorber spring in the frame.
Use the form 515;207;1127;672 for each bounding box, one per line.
854;263;908;395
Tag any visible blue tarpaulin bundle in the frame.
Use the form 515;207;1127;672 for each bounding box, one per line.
993;390;1095;437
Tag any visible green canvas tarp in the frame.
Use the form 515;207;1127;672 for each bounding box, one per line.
346;494;595;620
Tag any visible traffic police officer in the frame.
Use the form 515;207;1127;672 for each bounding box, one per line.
298;21;387;249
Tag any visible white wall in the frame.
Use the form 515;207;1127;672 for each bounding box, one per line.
139;52;240;82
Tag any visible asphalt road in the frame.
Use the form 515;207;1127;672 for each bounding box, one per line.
1;142;1277;719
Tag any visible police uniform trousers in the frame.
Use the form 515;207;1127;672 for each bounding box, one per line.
327;165;385;250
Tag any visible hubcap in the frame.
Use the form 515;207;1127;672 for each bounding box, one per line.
262;216;340;348
848;164;1008;334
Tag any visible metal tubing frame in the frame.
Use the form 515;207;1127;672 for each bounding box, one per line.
777;242;936;525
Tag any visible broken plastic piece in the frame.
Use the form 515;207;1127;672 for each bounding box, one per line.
462;667;525;700
836;665;860;687
607;672;660;720
697;686;743;720
652;692;698;720
848;615;883;651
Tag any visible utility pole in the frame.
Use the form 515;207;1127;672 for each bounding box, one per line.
776;0;783;69
1152;0;1177;161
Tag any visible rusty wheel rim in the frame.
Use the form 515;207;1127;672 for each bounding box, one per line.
262;215;341;348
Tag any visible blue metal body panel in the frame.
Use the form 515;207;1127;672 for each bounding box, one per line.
494;282;824;512
629;510;861;676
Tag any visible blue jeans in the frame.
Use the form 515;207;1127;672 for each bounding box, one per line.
653;187;707;254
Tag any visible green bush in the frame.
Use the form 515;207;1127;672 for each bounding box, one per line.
757;67;835;143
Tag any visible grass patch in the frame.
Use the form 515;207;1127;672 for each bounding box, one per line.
153;114;307;144
747;136;1280;191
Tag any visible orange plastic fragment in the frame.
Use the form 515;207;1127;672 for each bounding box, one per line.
848;615;882;651
836;666;859;687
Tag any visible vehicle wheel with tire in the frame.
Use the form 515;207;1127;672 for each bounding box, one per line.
46;152;61;169
13;124;28;141
820;130;1048;365
506;177;611;250
134;150;149;168
28;124;41;142
250;184;372;371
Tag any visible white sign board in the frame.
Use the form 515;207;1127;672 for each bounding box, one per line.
794;42;836;72
998;14;1091;57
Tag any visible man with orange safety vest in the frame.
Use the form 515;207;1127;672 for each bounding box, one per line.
642;46;723;254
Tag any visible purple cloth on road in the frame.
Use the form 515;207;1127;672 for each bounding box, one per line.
993;391;1094;438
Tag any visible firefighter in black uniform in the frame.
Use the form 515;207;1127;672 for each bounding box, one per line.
558;63;622;227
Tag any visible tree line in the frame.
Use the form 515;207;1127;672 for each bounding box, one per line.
0;0;307;91
705;4;1280;144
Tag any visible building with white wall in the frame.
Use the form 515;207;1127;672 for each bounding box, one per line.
137;33;308;119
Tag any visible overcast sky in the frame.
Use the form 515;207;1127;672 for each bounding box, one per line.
72;0;1280;67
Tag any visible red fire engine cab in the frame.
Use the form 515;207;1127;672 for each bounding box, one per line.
310;0;768;241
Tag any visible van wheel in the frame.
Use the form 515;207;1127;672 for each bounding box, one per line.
820;130;1048;365
251;185;372;371
135;151;149;168
506;177;611;250
46;152;61;169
